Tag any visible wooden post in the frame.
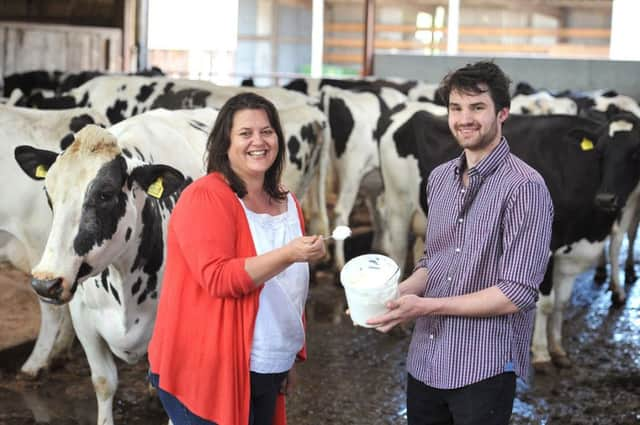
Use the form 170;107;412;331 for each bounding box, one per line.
362;0;375;76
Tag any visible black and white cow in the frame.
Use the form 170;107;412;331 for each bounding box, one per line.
9;75;330;237
510;91;578;115
1;105;108;377
3;67;164;98
283;76;440;104
14;108;215;425
377;106;640;369
9;75;310;121
513;84;640;305
319;84;407;269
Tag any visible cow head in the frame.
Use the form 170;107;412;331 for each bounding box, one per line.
14;125;185;304
594;110;640;213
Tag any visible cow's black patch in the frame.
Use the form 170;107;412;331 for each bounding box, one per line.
131;277;142;295
109;283;121;305
189;119;210;134
122;148;133;158
125;227;132;241
132;106;138;116
78;262;93;279
287;136;302;170
151;86;210;110
136;82;157;103
134;147;146;161
283;79;309;94
328;97;354;157
25;93;79;109
131;200;163;304
45;189;53;211
78;92;89;107
69;114;96;132
101;269;109;292
119;84;126;92
73;156;128;256
370;93;391;142
106;100;128;124
375;103;406;142
514;82;536;96
59;133;75;150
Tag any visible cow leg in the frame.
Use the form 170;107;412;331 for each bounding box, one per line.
593;246;607;284
531;290;554;372
381;199;416;277
624;205;640;284
70;300;118;425
303;124;331;239
608;199;638;306
333;164;369;270
361;170;384;253
20;301;75;377
548;267;579;368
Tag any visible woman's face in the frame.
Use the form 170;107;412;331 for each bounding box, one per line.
227;108;279;183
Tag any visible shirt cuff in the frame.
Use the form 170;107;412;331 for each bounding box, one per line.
497;279;538;311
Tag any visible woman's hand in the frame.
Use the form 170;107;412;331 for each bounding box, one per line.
280;365;297;395
285;235;326;263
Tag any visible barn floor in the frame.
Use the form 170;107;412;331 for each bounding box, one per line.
0;236;639;425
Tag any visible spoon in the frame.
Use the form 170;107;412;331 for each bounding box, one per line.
323;225;352;241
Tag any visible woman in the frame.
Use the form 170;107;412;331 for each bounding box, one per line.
148;92;326;425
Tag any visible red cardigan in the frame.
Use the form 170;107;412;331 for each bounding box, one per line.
148;172;306;425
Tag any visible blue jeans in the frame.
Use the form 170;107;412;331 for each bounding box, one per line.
149;373;217;425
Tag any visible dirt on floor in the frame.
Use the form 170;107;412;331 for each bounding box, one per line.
0;247;639;425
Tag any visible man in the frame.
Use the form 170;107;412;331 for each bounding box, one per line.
367;61;553;425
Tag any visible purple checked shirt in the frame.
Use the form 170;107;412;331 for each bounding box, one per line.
407;137;553;389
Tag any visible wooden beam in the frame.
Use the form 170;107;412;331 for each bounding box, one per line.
362;0;375;76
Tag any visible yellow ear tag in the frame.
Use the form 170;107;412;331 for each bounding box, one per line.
580;138;594;151
35;164;48;178
147;177;164;199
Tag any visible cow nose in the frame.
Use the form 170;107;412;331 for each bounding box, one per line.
31;277;64;302
594;193;617;211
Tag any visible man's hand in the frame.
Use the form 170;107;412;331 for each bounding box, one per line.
366;294;428;333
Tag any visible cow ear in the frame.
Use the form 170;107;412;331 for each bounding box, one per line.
128;164;186;199
14;145;58;180
567;128;599;152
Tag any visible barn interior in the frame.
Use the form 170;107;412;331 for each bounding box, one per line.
0;1;639;425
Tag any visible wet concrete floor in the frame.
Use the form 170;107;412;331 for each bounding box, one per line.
0;236;639;424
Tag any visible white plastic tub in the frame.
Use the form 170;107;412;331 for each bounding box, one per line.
340;254;400;327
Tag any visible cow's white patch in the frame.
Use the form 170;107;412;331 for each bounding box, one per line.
609;120;634;138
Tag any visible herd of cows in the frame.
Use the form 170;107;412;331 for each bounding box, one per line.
1;67;639;425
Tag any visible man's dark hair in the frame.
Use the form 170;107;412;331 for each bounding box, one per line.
438;61;512;112
205;92;287;200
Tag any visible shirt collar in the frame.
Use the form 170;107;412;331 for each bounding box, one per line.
454;137;510;180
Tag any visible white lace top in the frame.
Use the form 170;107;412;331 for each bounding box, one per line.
239;193;309;373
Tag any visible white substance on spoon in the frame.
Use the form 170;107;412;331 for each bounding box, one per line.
330;225;352;241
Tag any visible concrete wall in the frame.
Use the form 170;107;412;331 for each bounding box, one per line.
374;54;640;99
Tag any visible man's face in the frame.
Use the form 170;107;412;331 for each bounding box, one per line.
447;86;508;152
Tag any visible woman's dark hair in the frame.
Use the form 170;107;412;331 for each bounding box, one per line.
438;61;512;112
205;92;287;200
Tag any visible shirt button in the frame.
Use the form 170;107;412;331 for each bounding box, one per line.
455;248;461;253
461;188;465;193
458;218;464;224
429;334;434;339
447;276;452;281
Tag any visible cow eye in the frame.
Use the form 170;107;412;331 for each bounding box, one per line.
98;191;115;202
